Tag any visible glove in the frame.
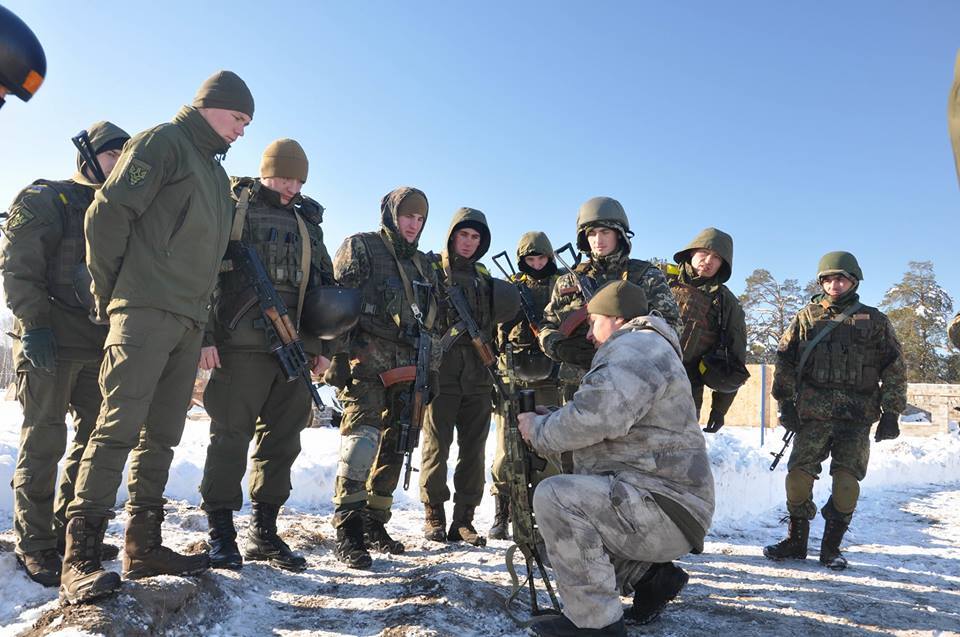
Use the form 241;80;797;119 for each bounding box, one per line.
778;400;801;433
874;412;900;442
322;354;352;390
703;410;724;433
21;327;57;371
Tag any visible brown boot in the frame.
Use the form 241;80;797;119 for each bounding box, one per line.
423;504;447;542
17;548;62;587
448;503;486;547
59;516;122;605
122;509;209;580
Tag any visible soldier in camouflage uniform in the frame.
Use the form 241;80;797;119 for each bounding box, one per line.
518;281;714;637
198;139;334;572
764;252;906;571
420;208;496;546
538;196;681;402
60;71;254;604
488;231;561;540
325;186;439;569
1;121;129;587
661;228;747;432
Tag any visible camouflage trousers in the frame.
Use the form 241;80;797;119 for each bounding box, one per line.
200;351;311;511
67;308;202;518
786;419;871;520
533;474;692;629
13;358;102;554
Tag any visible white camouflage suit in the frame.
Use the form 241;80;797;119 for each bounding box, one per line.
528;315;715;628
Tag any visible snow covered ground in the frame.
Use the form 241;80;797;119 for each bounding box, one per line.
0;399;958;636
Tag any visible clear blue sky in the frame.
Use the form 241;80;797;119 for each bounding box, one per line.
2;1;957;306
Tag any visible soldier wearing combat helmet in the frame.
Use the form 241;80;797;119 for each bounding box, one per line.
764;251;906;570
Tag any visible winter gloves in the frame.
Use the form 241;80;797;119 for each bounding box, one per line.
21;327;56;370
874;412;900;442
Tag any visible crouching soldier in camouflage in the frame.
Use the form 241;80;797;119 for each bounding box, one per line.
764;252;906;570
60;71;254;604
1;121;129;586
662;228;748;432
518;281;714;636
488;231;561;540
198;139;336;571
325;187;439;568
538;197;681;402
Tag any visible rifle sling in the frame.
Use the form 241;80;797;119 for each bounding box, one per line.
379;231;436;329
794;302;863;386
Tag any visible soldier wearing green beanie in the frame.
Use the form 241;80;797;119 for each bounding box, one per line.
59;70;254;604
1;121;129;588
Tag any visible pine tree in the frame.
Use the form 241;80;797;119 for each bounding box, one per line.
739;269;805;363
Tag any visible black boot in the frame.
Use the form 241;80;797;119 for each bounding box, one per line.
820;500;851;570
488;495;510;540
531;613;627;636
123;509;210;580
207;509;242;570
627;562;689;625
17;548;62;587
59;516;122;605
244;502;306;572
448;503;486;547
364;515;404;554
333;509;372;569
763;516;810;561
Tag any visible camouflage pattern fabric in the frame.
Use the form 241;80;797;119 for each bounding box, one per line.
949;312;960;349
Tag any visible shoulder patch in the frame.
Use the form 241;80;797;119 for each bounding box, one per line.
3;206;36;232
125;158;152;187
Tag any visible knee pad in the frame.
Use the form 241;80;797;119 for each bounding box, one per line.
336;425;380;482
831;469;860;514
785;470;815;505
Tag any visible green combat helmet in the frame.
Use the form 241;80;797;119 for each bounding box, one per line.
575;196;634;254
0;5;46;110
817;251;863;283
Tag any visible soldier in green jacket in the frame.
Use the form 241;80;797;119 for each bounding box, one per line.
764;252;907;570
420;208;496;546
1;121;129;587
662;228;748;432
60;70;255;605
538;197;682;402
198;139;334;572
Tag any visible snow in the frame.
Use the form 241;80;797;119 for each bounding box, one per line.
0;400;958;636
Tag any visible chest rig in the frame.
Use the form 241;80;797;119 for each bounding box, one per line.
664;270;720;364
38;180;93;309
799;302;881;392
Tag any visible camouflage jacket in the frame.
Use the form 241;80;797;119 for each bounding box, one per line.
529;314;715;545
949;311;960;350
772;295;907;424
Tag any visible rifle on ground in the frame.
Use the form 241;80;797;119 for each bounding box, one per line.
551;243;597;337
225;239;324;410
491;251;544;336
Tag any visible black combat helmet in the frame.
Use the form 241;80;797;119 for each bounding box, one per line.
300;286;362;340
491;278;521;325
0;5;46;109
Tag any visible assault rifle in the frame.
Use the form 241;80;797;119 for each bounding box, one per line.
224;239;324;411
552;243;597;337
491;251;544;336
769;429;795;471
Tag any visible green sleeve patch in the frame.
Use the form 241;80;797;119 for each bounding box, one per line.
2;206;36;233
125;158;152;187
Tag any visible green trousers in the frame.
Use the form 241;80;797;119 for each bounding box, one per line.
67;308;202;519
200;351;311;511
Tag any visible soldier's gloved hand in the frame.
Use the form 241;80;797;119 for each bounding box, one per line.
703;410;724;433
540;331;563;361
778;400;801;432
322;354;352;389
874;412;900;442
21;328;57;371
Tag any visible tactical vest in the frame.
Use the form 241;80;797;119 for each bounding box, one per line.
665;276;720;364
799;304;883;392
38;180;92;309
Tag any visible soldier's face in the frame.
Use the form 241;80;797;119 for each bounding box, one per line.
691;249;722;278
523;255;549;271
199;107;252;144
453;228;482;259
261;176;303;205
587;227;618;257
587;313;624;347
397;213;425;243
820;274;854;298
96;149;124;180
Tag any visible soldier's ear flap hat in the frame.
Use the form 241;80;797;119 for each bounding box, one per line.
260;138;308;183
587;280;648;321
817;251;863;283
192;70;255;119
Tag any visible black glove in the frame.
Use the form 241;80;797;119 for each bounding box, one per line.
21;328;57;371
874;412;900;442
778;400;801;433
703;410;724;433
322;354;352;389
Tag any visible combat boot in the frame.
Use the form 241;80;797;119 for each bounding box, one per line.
333;509;372;569
59;516;121;605
763;516;809;561
122;509;210;580
627;561;689;625
820;518;850;570
57;529;120;561
16;548;62;587
244;501;307;571
488;494;510;540
530;613;627;636
364;514;405;554
207;509;242;570
448;503;486;547
423;503;447;542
